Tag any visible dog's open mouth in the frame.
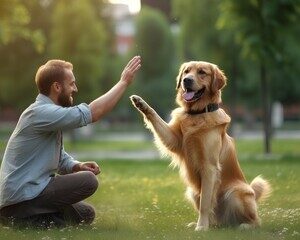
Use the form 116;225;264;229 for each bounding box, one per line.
183;87;205;102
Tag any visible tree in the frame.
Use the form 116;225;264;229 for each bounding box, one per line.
218;0;300;154
0;0;45;52
133;7;175;117
50;0;108;104
0;0;48;111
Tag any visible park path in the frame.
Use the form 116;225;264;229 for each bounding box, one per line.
69;149;161;161
68;130;300;161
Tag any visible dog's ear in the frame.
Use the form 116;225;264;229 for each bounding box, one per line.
176;63;186;90
211;65;227;93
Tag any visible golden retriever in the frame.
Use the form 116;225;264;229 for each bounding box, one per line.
130;61;271;231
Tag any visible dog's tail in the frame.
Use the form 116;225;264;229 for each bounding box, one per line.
250;175;272;202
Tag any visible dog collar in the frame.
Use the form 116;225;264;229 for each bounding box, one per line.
187;103;219;115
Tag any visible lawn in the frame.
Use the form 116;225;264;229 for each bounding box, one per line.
0;138;299;239
0;158;299;239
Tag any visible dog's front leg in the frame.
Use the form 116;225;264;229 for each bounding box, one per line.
196;166;219;231
130;95;181;152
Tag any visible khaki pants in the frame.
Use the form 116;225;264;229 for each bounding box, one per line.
0;171;99;228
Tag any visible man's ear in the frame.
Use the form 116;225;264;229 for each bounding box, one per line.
211;65;227;93
176;63;186;90
52;81;62;93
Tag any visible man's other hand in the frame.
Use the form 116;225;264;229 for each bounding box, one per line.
73;161;101;175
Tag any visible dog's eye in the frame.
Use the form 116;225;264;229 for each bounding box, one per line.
184;68;190;74
198;69;206;75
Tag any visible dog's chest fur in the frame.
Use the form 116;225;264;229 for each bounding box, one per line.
174;108;231;147
171;108;231;189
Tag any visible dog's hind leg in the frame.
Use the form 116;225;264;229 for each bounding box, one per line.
218;183;260;228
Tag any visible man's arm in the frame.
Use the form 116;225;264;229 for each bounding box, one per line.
59;148;101;175
58;148;81;175
89;56;141;122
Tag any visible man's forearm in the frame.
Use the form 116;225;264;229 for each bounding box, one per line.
89;56;141;123
89;80;128;122
58;150;81;174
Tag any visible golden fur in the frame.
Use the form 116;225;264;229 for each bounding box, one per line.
130;61;271;231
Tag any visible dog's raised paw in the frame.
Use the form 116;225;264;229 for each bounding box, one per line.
130;95;148;113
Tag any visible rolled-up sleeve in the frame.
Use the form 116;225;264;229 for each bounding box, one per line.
33;103;92;132
58;148;80;174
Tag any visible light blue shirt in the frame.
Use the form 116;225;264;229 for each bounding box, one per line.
0;94;92;208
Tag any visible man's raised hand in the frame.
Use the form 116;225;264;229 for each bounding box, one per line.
120;56;141;85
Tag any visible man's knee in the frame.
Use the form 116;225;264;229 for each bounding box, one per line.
80;171;99;195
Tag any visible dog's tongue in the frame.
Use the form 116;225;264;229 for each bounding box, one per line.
183;91;195;101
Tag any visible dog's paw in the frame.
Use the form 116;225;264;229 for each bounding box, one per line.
195;225;209;231
130;95;149;113
239;223;255;230
187;222;197;229
187;222;209;231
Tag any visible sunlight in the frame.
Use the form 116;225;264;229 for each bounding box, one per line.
108;0;141;14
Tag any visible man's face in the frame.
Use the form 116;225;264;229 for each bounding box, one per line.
57;69;78;107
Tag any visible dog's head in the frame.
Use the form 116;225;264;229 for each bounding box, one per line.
175;61;227;111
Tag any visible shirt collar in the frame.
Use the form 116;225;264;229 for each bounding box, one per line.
36;94;55;105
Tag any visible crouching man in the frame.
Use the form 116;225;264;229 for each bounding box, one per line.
0;56;141;228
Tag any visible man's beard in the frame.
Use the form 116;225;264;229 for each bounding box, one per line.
57;88;73;107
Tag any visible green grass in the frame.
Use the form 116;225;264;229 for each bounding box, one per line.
1;158;299;240
236;139;300;156
0;137;300;239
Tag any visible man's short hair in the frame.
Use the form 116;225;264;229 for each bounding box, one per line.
35;59;73;96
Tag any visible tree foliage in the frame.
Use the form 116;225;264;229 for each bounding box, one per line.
172;0;300;105
173;0;223;61
0;0;45;52
134;7;175;116
0;0;299;126
50;0;108;104
0;0;49;110
0;0;112;111
218;0;300;104
217;0;300;153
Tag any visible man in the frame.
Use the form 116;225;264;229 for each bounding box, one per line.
0;56;141;228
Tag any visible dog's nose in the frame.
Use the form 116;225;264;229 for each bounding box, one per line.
183;77;193;86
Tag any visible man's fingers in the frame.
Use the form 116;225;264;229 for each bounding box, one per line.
91;164;100;174
132;63;141;72
91;163;101;175
126;59;141;76
83;165;94;171
120;56;141;84
126;56;141;69
80;162;100;174
86;166;100;175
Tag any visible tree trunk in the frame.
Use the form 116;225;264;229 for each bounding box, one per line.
229;58;238;137
260;63;271;154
